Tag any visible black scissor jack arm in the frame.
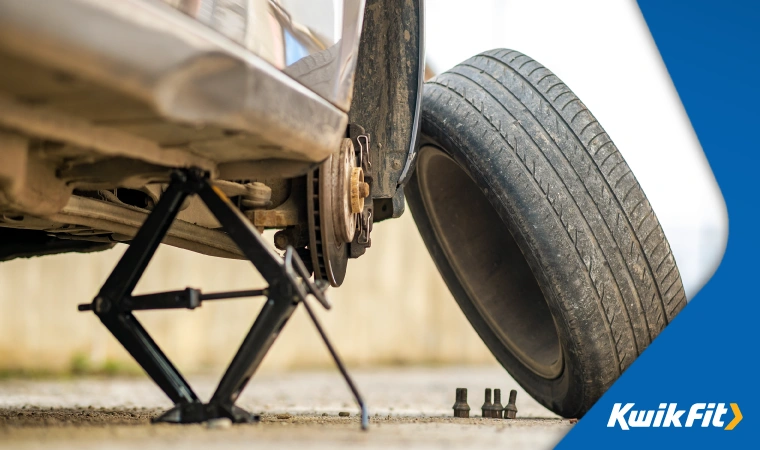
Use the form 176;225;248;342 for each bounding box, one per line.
79;169;368;428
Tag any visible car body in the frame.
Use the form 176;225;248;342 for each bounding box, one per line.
0;0;423;269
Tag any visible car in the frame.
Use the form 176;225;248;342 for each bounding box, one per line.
0;0;684;423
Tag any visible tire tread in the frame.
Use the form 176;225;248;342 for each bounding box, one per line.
425;49;685;377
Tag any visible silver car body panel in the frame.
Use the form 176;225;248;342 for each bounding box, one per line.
161;0;366;111
0;0;358;173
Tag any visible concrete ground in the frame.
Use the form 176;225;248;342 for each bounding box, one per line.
0;366;573;449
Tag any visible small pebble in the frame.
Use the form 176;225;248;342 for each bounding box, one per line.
338;412;350;417
322;413;328;417
207;417;233;429
276;414;292;420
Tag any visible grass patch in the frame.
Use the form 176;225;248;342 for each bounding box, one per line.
0;354;142;380
0;368;58;380
69;352;142;377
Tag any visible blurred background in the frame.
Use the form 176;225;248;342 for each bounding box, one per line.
0;0;727;375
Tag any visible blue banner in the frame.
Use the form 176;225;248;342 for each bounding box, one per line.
559;1;758;447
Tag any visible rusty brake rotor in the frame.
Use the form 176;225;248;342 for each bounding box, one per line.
307;138;364;287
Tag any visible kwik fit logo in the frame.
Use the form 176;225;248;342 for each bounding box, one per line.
607;403;743;430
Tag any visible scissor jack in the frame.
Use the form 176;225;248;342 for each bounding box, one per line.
78;168;368;428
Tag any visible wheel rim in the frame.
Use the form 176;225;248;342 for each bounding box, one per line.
416;146;563;379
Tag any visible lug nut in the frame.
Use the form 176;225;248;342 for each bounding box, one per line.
492;389;504;419
504;389;518;419
483;388;501;418
452;388;470;418
481;388;493;418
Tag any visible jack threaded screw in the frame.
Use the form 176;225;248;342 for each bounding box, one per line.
492;389;504;419
453;388;470;418
481;388;493;418
504;389;518;419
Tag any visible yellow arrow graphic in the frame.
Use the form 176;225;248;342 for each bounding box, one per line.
725;403;742;430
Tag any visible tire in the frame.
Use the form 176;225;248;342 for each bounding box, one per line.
406;49;686;418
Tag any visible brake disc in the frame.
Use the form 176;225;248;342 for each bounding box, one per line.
307;138;357;287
